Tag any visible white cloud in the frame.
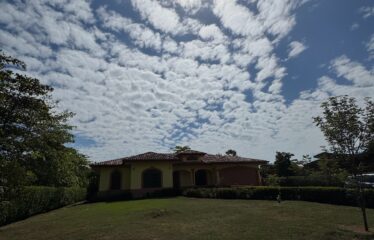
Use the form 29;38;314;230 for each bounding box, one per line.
2;0;371;164
360;6;374;19
97;7;162;51
130;0;202;35
288;41;307;59
366;34;374;59
330;55;374;87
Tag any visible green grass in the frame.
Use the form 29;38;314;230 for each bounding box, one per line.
1;197;374;240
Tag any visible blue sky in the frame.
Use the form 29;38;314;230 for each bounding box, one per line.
1;0;373;162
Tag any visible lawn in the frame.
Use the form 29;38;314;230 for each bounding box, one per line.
1;197;373;240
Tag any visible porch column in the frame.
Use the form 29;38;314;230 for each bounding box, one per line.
215;168;220;186
191;168;195;186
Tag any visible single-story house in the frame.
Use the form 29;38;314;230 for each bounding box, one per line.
90;150;268;198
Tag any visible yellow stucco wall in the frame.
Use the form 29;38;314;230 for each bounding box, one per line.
173;163;260;186
95;162;261;192
97;166;131;191
128;161;173;189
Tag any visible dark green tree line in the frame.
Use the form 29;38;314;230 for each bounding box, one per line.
0;51;89;200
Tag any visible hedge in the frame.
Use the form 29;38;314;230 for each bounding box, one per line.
182;187;374;208
0;186;86;226
269;176;345;187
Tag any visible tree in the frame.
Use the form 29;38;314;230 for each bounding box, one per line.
274;152;295;177
0;51;88;200
314;95;373;231
225;149;237;156
172;145;191;153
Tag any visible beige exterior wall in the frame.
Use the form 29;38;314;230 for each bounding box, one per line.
97;166;131;191
173;163;260;186
128;161;173;189
95;162;261;192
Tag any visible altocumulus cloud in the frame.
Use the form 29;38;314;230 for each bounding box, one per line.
0;0;373;161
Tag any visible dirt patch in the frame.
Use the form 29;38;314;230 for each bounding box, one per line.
146;209;179;219
338;225;374;235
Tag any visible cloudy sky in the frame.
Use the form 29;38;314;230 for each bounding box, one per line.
1;0;373;162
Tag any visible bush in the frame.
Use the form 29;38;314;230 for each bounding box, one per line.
0;186;86;226
264;176;345;187
182;187;374;208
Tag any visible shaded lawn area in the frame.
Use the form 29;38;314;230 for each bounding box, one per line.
1;197;374;240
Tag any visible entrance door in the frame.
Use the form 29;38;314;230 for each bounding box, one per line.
173;171;180;189
195;169;207;186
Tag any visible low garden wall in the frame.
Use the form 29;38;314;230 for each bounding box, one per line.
0;186;86;226
182;186;374;208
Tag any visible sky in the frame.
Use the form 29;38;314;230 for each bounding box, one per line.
0;0;373;162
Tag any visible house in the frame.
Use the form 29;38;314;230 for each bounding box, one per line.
90;150;268;198
305;152;374;173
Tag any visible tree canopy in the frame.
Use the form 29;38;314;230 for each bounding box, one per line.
313;96;374;174
225;149;237;156
173;145;191;153
0;51;88;200
274;152;294;177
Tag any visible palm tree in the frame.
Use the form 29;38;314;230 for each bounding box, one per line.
226;149;237;156
173;145;191;153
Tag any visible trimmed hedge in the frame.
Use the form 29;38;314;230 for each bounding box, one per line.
182;187;374;208
271;176;345;187
0;186;86;226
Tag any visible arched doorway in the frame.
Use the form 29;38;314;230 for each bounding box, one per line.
173;171;180;189
142;168;162;188
195;169;208;186
110;170;122;190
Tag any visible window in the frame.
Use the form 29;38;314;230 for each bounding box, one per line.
142;168;162;188
110;170;122;190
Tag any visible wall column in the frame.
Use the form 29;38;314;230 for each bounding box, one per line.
191;168;195;186
215;168;220;186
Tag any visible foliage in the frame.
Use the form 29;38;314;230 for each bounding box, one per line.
0;51;89;200
183;187;374;208
274;152;295;177
225;149;237;156
313;95;374;231
264;175;347;187
172;145;191;153
0;186;86;226
313;96;374;173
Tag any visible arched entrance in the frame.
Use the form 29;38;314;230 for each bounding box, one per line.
195;169;208;186
110;170;122;190
173;171;180;189
142;168;162;188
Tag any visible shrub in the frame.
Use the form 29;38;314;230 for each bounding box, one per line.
0;186;86;226
264;176;345;187
182;187;374;208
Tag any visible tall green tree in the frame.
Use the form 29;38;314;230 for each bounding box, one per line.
314;95;373;232
274;152;295;177
0;51;88;200
225;149;237;156
173;145;191;153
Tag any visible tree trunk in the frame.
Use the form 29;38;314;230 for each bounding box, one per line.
359;183;369;231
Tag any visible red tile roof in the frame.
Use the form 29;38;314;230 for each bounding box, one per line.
176;150;206;155
123;152;178;161
201;154;267;164
90;150;268;166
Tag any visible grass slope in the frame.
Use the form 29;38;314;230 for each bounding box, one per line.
0;197;373;240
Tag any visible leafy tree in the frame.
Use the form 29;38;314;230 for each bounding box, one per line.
314;95;373;231
274;152;295;177
0;51;88;200
173;145;191;153
225;149;237;156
